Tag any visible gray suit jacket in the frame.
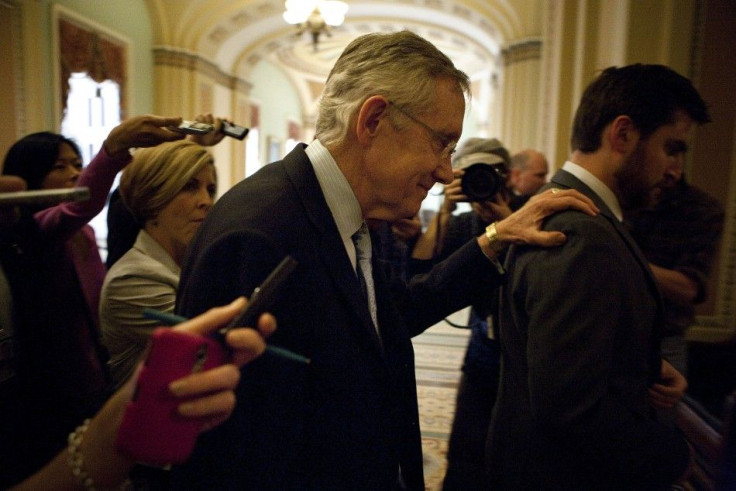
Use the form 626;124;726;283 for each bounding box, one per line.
100;229;180;388
486;169;690;490
172;144;502;489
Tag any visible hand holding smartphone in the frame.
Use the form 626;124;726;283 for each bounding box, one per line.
114;329;227;466
114;256;299;466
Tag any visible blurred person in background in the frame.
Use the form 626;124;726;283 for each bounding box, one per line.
508;148;549;200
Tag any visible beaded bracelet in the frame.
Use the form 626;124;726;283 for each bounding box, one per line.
67;418;97;490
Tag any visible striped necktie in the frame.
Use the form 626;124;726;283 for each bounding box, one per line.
352;222;379;331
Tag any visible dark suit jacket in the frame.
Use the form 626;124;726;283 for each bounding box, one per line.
486;169;690;490
172;144;501;490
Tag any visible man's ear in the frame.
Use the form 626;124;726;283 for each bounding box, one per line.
355;96;390;145
609;115;639;154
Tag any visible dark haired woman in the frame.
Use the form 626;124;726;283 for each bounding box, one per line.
0;116;184;487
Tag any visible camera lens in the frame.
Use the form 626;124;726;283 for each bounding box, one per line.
461;163;503;201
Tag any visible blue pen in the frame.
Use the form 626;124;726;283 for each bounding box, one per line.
143;308;310;364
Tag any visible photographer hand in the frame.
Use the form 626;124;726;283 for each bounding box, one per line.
440;170;467;213
412;171;465;260
472;192;512;223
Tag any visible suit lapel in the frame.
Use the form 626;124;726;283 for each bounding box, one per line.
282;146;384;353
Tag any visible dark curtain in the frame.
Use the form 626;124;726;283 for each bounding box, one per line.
58;18;127;123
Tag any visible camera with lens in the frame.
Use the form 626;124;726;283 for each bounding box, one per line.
454;151;510;202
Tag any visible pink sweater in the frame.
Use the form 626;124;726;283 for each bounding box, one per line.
35;147;130;324
31;146;131;393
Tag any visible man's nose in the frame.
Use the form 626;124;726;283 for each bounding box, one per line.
665;158;684;179
434;155;454;185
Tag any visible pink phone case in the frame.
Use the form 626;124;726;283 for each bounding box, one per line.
114;328;228;466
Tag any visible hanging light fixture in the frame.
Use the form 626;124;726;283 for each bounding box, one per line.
283;0;348;52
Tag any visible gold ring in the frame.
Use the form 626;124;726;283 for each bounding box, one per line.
551;188;560;195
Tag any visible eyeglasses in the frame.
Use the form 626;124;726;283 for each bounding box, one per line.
388;101;458;159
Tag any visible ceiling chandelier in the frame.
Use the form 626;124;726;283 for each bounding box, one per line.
283;0;349;52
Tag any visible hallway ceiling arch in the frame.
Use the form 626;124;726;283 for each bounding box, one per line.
145;0;542;116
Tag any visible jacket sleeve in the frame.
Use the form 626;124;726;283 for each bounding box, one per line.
396;239;504;337
34;146;130;244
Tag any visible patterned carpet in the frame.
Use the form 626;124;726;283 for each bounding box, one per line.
412;308;471;490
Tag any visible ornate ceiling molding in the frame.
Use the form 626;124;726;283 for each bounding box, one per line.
153;47;252;93
501;38;542;65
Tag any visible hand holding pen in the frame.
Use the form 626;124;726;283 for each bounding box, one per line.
143;308;310;364
117;298;295;466
144;255;309;365
13;297;277;490
217;299;280;367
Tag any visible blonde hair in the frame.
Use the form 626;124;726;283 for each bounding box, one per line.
120;140;215;224
314;30;471;147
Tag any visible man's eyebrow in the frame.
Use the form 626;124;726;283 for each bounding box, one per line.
441;130;460;142
442;133;458;144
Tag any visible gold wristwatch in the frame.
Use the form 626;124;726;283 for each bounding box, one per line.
484;222;506;254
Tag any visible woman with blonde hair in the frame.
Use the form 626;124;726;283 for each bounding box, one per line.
100;139;217;389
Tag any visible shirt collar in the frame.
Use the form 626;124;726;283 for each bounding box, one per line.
562;160;623;221
136;229;181;276
306;139;364;267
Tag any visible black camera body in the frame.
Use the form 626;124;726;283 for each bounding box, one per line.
455;152;509;202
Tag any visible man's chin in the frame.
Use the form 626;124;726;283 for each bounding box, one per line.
621;187;652;211
406;203;422;220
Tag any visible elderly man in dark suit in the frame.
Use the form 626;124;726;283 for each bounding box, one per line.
487;64;710;490
172;31;597;490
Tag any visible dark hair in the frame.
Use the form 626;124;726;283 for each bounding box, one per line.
571;64;710;153
1;132;82;190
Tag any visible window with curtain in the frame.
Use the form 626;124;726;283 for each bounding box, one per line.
58;18;127;124
57;16;127;257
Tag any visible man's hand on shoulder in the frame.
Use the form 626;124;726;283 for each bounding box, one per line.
477;187;599;257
